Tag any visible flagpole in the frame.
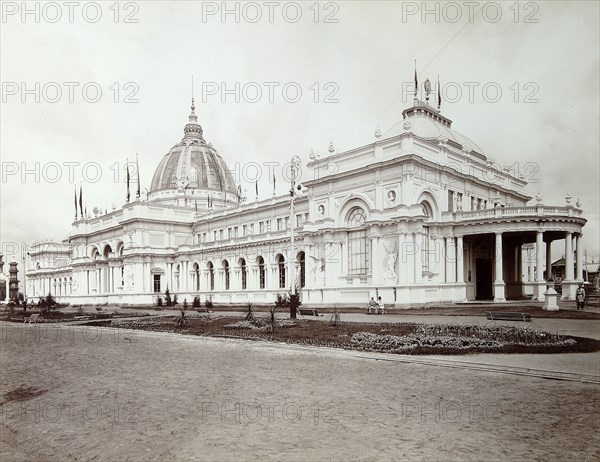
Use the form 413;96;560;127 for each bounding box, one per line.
136;153;141;200
74;184;78;221
126;158;130;203
79;184;83;218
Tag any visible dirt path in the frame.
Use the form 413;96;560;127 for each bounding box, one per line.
1;324;598;461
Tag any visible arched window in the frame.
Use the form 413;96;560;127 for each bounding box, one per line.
297;251;306;288
347;207;366;226
346;207;369;275
207;261;214;291
239;258;247;290
103;245;112;259
420;201;432;272
223;260;230;290
193;263;200;291
257;256;266;289
277;254;286;289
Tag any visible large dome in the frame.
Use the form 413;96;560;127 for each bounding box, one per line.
148;100;238;206
382;102;486;157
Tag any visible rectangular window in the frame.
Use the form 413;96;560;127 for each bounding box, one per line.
219;229;223;240
348;230;369;275
213;231;217;241
296;214;302;227
228;227;232;239
285;216;290;229
243;225;247;236
448;190;454;212
259;221;264;234
266;220;272;232
234;226;238;237
153;274;161;293
277;218;283;231
249;223;254;235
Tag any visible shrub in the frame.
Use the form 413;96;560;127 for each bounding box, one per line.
165;289;172;307
192;296;201;308
205;298;213;309
275;293;289;307
172;294;178;306
156;296;164;307
183;299;188;310
45;293;56;309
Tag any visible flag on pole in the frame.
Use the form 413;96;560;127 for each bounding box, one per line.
414;60;418;96
79;184;83;217
255;180;258;200
273;172;276;196
207;192;210;208
136;153;141;199
437;76;442;110
74;185;78;220
126;160;131;202
195;199;198;212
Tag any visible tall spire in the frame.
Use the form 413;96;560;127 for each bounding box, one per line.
183;77;204;142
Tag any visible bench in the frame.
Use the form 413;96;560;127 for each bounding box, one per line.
297;307;319;317
24;314;41;324
486;312;531;322
196;307;210;313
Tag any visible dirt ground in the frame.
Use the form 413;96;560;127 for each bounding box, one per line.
1;322;599;461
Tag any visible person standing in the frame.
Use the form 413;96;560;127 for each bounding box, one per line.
575;284;586;310
377;296;386;315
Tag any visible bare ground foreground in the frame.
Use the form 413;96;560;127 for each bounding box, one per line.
1;322;599;462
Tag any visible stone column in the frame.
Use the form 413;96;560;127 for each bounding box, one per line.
413;232;422;283
561;232;575;300
565;232;574;280
493;232;506;301
575;234;583;280
445;237;456;283
545;241;552;281
532;231;545;301
371;236;381;286
456;236;465;283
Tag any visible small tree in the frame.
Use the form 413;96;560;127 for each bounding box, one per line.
172;294;178;306
245;302;255;322
165;289;172;307
156;296;164;307
22;299;27;313
329;307;341;326
267;305;278;333
205;298;213;309
45;293;56;310
176;299;189;329
192;296;201;308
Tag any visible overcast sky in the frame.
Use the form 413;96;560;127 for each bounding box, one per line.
1;1;599;266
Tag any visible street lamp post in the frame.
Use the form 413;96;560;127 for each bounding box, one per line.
289;155;302;319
